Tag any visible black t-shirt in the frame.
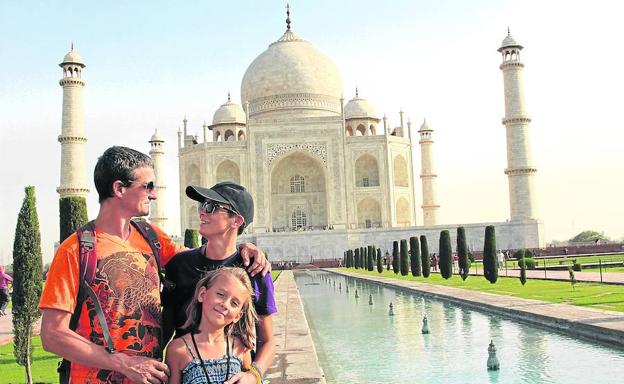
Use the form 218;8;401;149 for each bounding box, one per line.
162;246;276;343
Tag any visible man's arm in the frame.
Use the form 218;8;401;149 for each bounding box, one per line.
40;308;169;383
239;243;271;277
253;314;276;376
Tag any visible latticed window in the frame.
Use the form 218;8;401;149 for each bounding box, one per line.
291;209;307;229
362;177;370;187
290;175;305;193
365;219;372;228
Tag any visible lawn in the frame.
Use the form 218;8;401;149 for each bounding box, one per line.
345;268;624;313
272;270;281;281
496;253;624;269
0;336;60;384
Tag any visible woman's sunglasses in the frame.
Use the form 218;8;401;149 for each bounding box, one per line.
198;200;239;216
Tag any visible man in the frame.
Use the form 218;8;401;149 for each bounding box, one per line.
163;182;277;382
40;146;268;383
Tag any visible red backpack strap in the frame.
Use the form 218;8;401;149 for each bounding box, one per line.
59;221;106;383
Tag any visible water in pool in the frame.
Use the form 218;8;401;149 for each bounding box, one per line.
294;271;624;384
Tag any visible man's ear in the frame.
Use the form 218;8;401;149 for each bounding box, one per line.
112;180;125;198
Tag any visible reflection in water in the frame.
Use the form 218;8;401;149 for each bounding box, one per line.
295;271;624;384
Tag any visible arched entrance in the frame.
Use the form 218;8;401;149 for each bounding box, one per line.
270;151;327;231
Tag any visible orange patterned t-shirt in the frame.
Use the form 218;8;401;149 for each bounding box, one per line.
39;224;183;383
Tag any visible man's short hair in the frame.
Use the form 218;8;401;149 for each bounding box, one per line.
94;146;154;203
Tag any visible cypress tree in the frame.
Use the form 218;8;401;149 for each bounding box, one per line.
420;235;431;278
367;245;375;271
409;236;422;276
12;186;43;383
483;225;498;283
392;241;399;274
439;230;453;279
361;247;366;269
519;249;527;286
354;248;360;269
457;226;469;281
59;196;88;242
377;248;383;273
400;239;409;276
184;228;200;248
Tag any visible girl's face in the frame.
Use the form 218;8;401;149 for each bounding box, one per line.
197;274;250;328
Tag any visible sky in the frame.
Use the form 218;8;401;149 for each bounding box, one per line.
1;0;623;265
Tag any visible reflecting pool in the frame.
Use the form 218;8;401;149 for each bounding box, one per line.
294;271;624;384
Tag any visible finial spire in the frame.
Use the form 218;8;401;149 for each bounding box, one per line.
227;91;231;102
286;3;291;30
355;86;359;97
71;42;74;51
507;27;510;36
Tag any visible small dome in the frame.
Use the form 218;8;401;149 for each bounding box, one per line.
150;130;163;142
212;99;246;125
344;95;377;119
62;48;84;65
418;119;431;132
499;31;523;50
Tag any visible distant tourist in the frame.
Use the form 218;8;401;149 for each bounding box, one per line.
0;265;12;316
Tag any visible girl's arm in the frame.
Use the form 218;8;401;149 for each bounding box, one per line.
165;338;184;384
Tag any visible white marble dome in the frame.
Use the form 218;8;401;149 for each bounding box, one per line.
212;98;246;125
501;33;522;48
62;48;84;65
344;95;377;119
150;130;164;142
240;29;343;116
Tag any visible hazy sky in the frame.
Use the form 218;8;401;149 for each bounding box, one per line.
1;0;623;264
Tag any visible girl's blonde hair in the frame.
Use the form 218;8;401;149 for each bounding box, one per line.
182;267;258;349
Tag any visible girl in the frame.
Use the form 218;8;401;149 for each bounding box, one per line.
166;267;261;384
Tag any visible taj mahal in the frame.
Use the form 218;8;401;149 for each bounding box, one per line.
56;10;542;261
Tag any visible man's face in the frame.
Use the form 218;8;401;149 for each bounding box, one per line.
120;166;157;217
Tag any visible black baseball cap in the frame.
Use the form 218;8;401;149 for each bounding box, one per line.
186;182;254;232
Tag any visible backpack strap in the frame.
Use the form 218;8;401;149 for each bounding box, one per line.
130;220;175;292
58;221;116;383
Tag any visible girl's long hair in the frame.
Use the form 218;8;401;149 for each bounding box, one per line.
182;267;258;350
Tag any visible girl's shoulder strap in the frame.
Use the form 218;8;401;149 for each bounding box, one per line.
181;335;196;359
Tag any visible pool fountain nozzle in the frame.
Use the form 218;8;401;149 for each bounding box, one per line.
487;340;500;371
421;315;430;334
368;294;373;305
388;302;394;316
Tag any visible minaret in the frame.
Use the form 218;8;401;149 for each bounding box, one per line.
149;130;169;232
498;30;537;221
57;45;89;198
418;119;439;226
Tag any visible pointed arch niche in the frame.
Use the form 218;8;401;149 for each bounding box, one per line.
270;151;327;231
216;160;240;183
396;197;411;226
393;155;409;187
357;197;381;228
355;154;379;187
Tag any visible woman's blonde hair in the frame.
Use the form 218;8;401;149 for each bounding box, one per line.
182;267;258;349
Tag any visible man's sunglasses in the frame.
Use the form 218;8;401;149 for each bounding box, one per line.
122;180;155;191
198;200;239;216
